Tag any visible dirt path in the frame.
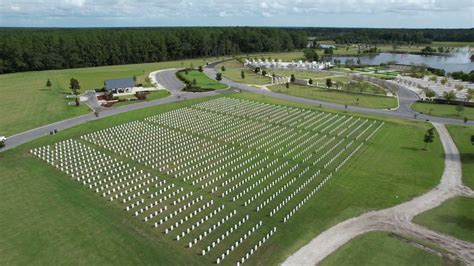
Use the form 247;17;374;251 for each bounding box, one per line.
283;123;474;265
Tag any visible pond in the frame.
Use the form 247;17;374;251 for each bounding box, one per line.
331;48;473;73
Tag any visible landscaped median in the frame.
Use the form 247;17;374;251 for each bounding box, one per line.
413;102;474;121
177;69;228;91
216;60;272;85
269;83;398;109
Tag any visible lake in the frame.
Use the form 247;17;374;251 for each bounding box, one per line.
332;49;473;73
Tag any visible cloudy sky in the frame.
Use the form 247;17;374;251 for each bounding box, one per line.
0;0;473;28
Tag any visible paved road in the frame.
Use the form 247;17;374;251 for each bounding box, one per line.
283;123;474;265
204;61;474;126
153;69;186;94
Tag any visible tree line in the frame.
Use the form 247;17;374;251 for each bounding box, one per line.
297;28;474;44
0;27;307;74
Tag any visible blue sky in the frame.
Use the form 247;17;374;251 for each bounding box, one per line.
0;0;473;28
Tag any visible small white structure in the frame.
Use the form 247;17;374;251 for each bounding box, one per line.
244;59;332;70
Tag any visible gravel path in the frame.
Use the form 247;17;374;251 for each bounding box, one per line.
283;123;474;265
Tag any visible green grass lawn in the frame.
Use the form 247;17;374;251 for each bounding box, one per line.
177;70;228;90
269;84;398;109
446;125;474;189
319;232;443;266
414;197;474;243
271;69;332;79
0;57;215;137
217;60;271;85
412;102;474;121
0;91;444;265
432;41;474;47
245;51;305;62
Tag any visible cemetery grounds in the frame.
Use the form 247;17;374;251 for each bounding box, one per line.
0;92;444;265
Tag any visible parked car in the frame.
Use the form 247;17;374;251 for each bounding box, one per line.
0;136;6;147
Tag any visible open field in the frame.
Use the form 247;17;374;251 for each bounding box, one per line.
412;102;474;121
0;92;444;265
432;41;474;47
0;57;216;137
177;70;228;90
446;125;474;189
270;70;332;79
319;231;443;266
245;52;305;62
414;197;474;243
217;61;271;85
269;84;398;109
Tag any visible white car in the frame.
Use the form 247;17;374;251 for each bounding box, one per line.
0;136;6;142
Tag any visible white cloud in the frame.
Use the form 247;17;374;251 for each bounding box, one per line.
0;0;472;27
219;11;231;17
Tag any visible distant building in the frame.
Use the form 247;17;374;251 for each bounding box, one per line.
319;44;336;49
104;78;135;93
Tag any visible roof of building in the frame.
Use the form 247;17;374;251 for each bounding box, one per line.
105;78;134;91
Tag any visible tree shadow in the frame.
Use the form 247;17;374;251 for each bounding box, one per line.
437;214;474;232
460;152;474;165
400;146;420;152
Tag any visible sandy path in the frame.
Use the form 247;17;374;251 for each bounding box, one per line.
283;123;474;265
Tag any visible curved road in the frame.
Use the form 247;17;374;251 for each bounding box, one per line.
203;61;474;126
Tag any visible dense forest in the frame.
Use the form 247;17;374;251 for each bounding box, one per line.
0;27;472;74
0;27;307;74
299;28;474;44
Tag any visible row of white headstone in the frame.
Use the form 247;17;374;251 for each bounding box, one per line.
31;139;226;237
248;164;299;208
283;173;333;223
186;209;238;246
236;227;277;266
215;221;263;264
269;169;322;217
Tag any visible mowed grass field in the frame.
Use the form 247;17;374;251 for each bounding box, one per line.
217;60;271;85
319;232;443;266
414;197;474;243
177;70;228;90
412;103;474;121
0;57;216;137
269;84;398;109
270;69;332;80
0;91;444;265
447;125;474;189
